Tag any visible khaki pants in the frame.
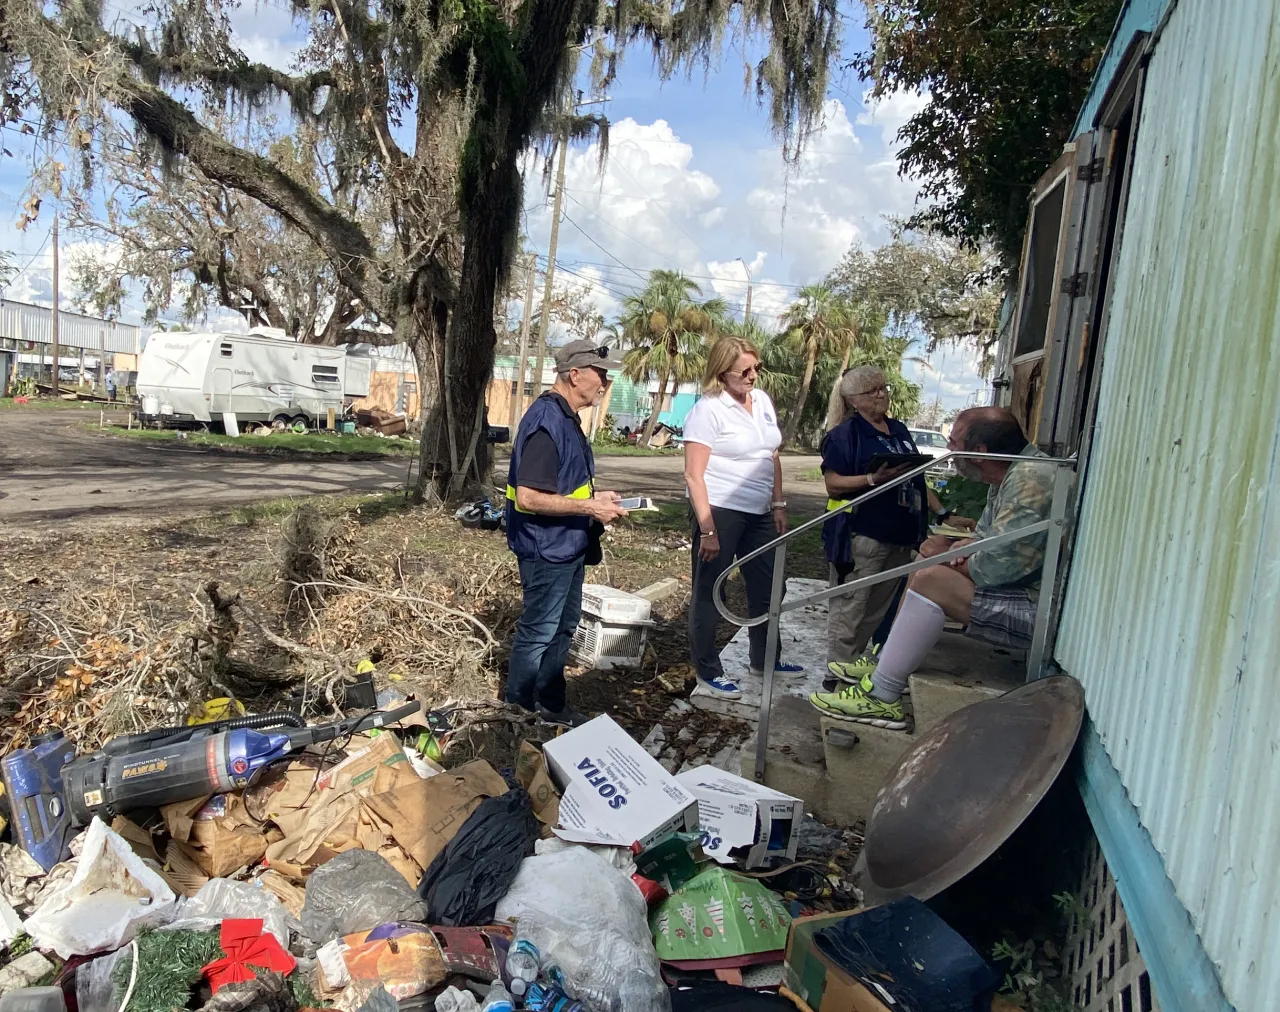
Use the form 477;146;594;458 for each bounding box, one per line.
827;536;914;664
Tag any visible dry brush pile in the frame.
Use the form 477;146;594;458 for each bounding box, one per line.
0;503;526;758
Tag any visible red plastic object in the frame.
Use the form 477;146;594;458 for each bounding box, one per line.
202;919;296;992
632;873;668;906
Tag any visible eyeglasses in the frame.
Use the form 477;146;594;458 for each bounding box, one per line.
853;384;890;397
733;365;761;379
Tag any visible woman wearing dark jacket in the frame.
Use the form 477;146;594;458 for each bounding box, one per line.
818;366;947;686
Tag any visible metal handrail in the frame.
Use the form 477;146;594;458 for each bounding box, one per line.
710;449;1074;624
700;447;1077;783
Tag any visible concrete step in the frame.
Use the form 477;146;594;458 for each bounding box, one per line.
909;670;1007;735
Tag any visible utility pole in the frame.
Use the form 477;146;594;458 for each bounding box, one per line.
531;95;609;400
736;256;753;324
530;132;567;401
51;214;60;396
510;252;537;428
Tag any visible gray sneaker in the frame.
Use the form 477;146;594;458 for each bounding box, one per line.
536;703;590;728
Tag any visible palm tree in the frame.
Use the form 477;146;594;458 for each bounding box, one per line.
618;270;727;447
778;283;852;446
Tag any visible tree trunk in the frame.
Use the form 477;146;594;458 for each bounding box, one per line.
413;151;520;503
837;335;853;376
640;362;673;449
783;341;819;447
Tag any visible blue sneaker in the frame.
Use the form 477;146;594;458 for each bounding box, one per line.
749;661;805;678
698;675;743;700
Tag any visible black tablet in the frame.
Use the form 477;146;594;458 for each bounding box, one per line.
867;452;934;472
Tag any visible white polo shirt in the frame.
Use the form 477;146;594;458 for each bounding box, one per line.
682;389;782;515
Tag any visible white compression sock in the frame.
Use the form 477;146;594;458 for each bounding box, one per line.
869;590;946;701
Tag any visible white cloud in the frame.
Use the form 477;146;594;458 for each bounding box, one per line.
903;345;988;410
526;117;723;277
228;4;304;71
856;87;929;152
741;99;926;283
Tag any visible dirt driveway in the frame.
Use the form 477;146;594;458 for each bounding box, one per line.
0;408;825;527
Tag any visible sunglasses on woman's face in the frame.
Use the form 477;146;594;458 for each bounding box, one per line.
730;365;760;379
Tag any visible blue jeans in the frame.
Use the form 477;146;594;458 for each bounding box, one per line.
506;555;585;712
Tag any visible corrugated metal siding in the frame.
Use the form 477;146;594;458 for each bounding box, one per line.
0;299;140;353
1057;3;1280;1009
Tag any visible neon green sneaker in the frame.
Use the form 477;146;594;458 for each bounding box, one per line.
809;675;908;729
827;645;881;685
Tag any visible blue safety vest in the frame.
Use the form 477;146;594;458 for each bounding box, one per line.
505;393;595;563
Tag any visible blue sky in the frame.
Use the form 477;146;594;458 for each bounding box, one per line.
0;1;987;410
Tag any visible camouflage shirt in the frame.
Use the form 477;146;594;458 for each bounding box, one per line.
968;445;1055;600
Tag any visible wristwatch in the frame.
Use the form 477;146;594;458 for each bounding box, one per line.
936;508;954;523
771;501;787;510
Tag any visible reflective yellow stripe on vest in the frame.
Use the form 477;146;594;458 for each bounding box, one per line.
506;482;594;514
827;498;855;513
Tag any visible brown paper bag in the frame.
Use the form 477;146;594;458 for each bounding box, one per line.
363;759;508;873
160;792;281;877
514;741;562;828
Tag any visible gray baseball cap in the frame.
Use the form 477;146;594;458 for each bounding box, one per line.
554;339;625;374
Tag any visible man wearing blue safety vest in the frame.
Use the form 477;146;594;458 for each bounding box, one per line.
504;340;629;727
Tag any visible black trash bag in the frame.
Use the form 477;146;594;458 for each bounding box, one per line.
814;897;1000;1012
302;849;428;943
417;787;539;926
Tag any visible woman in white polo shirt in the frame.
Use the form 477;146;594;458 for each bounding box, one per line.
683;335;802;699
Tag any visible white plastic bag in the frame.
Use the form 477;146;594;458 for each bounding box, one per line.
22;819;177;958
495;848;669;1012
532;837;637;877
162;877;294;946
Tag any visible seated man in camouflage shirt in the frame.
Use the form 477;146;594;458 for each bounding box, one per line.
811;407;1055;730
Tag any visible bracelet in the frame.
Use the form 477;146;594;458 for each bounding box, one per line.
700;529;717;537
867;473;876;487
771;501;787;509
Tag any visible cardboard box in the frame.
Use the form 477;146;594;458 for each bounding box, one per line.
541;714;700;848
675;766;801;868
784;910;895;1012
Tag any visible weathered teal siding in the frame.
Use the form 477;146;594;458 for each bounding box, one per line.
1057;2;1280;1008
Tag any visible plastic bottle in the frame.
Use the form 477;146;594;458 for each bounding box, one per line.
479;984;514;1012
504;937;541;998
523;983;587;1012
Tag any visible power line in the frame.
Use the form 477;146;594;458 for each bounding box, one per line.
562;194;672;263
559;213;648;282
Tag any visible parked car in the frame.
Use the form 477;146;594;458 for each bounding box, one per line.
909;427;955;475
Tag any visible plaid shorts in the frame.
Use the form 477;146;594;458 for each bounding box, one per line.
966;586;1037;650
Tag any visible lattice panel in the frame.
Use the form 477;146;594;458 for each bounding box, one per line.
1064;837;1161;1012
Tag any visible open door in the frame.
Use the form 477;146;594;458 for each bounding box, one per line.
1004;137;1098;447
1042;35;1151;661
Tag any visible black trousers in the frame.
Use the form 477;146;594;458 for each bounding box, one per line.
689;506;783;680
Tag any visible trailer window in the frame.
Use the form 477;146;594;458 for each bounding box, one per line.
312;365;340;385
219;343;233;358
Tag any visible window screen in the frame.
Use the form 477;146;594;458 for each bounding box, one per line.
1014;178;1068;358
312;365;340;384
219;343;233;358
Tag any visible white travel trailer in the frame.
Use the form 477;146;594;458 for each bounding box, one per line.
136;328;373;428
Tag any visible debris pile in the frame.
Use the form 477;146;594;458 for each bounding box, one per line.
0;503;1042;1012
0;683;989;1012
